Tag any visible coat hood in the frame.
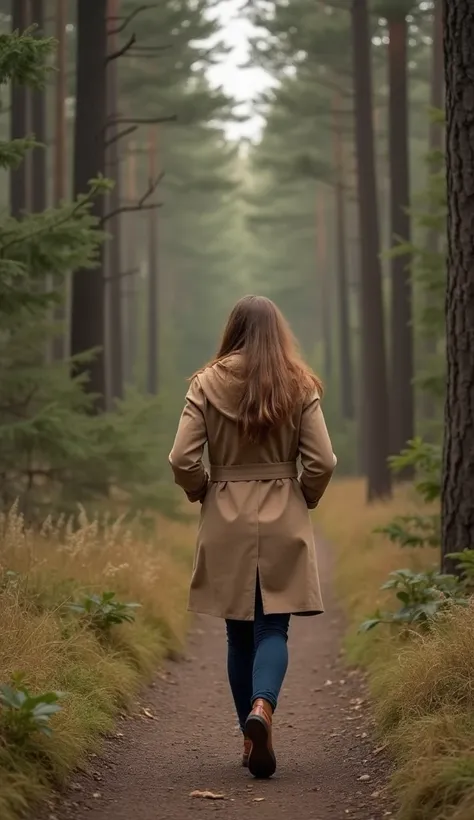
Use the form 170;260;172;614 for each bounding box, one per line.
196;355;244;423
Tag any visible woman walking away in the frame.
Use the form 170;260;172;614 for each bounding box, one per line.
169;295;336;779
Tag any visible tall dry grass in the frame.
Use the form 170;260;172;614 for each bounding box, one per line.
0;504;195;820
316;478;436;664
319;478;474;820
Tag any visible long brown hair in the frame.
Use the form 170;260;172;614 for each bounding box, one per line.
203;295;323;442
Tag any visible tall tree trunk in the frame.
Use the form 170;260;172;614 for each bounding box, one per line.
70;0;107;409
30;0;46;215
441;0;474;575
147;126;159;395
124;143;138;385
316;189;332;383
10;0;29;218
333;95;354;421
421;0;444;427
388;14;414;463
106;0;124;402
52;0;68;362
351;0;392;501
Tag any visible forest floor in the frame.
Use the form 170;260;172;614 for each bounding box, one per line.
41;541;393;820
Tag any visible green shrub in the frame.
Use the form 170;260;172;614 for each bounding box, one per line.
68;592;141;632
0;675;63;744
360;568;467;633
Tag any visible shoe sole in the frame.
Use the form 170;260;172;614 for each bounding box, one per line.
244;714;276;779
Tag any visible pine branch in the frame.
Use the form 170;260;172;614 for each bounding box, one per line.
102;202;161;223
1;182;108;255
0;136;37;170
101;172;164;224
138;172;164;207
107;33;136;62
0;29;55;87
105;115;176;128
125;46;172;58
105;125;138;149
108;4;158;35
0;386;39;418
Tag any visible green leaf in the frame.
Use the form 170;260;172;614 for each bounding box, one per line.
32;703;62;717
359;618;383;633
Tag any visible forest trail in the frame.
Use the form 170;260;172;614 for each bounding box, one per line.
45;542;391;820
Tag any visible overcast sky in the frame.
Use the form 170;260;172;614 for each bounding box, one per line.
206;0;272;141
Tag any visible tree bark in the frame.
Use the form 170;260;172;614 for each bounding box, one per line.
106;0;124;402
351;0;392;501
52;0;68;362
70;0;107;410
333;96;354;421
441;0;474;574
30;0;46;215
10;0;29;218
388;15;414;464
147;126;159;395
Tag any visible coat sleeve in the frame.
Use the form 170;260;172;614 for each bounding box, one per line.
298;392;337;509
168;377;209;503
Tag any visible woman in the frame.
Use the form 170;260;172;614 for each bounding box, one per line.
169;295;336;779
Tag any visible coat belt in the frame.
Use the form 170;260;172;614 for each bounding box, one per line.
209;461;298;482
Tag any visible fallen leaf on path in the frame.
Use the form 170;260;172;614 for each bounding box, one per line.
190;790;226;800
253;797;265;802
142;708;156;720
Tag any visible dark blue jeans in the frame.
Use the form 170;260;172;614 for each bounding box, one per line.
225;582;290;733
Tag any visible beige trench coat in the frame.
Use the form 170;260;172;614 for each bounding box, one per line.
169;357;337;621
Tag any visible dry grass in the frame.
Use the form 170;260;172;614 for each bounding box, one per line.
318;478;474;820
317;478;435;620
0;504;195;820
316;478;436;664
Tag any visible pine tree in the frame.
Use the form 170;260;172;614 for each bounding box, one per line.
70;0;108;410
352;0;392;499
30;0;46;215
10;0;29;218
441;0;474;574
0;25;107;514
375;0;415;465
106;0;124;403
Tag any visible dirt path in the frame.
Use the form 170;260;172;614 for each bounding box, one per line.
44;542;392;820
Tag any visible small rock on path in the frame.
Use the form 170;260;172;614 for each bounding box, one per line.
43;540;392;820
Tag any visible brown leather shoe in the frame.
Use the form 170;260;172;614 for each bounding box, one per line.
242;736;252;767
244;698;276;778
